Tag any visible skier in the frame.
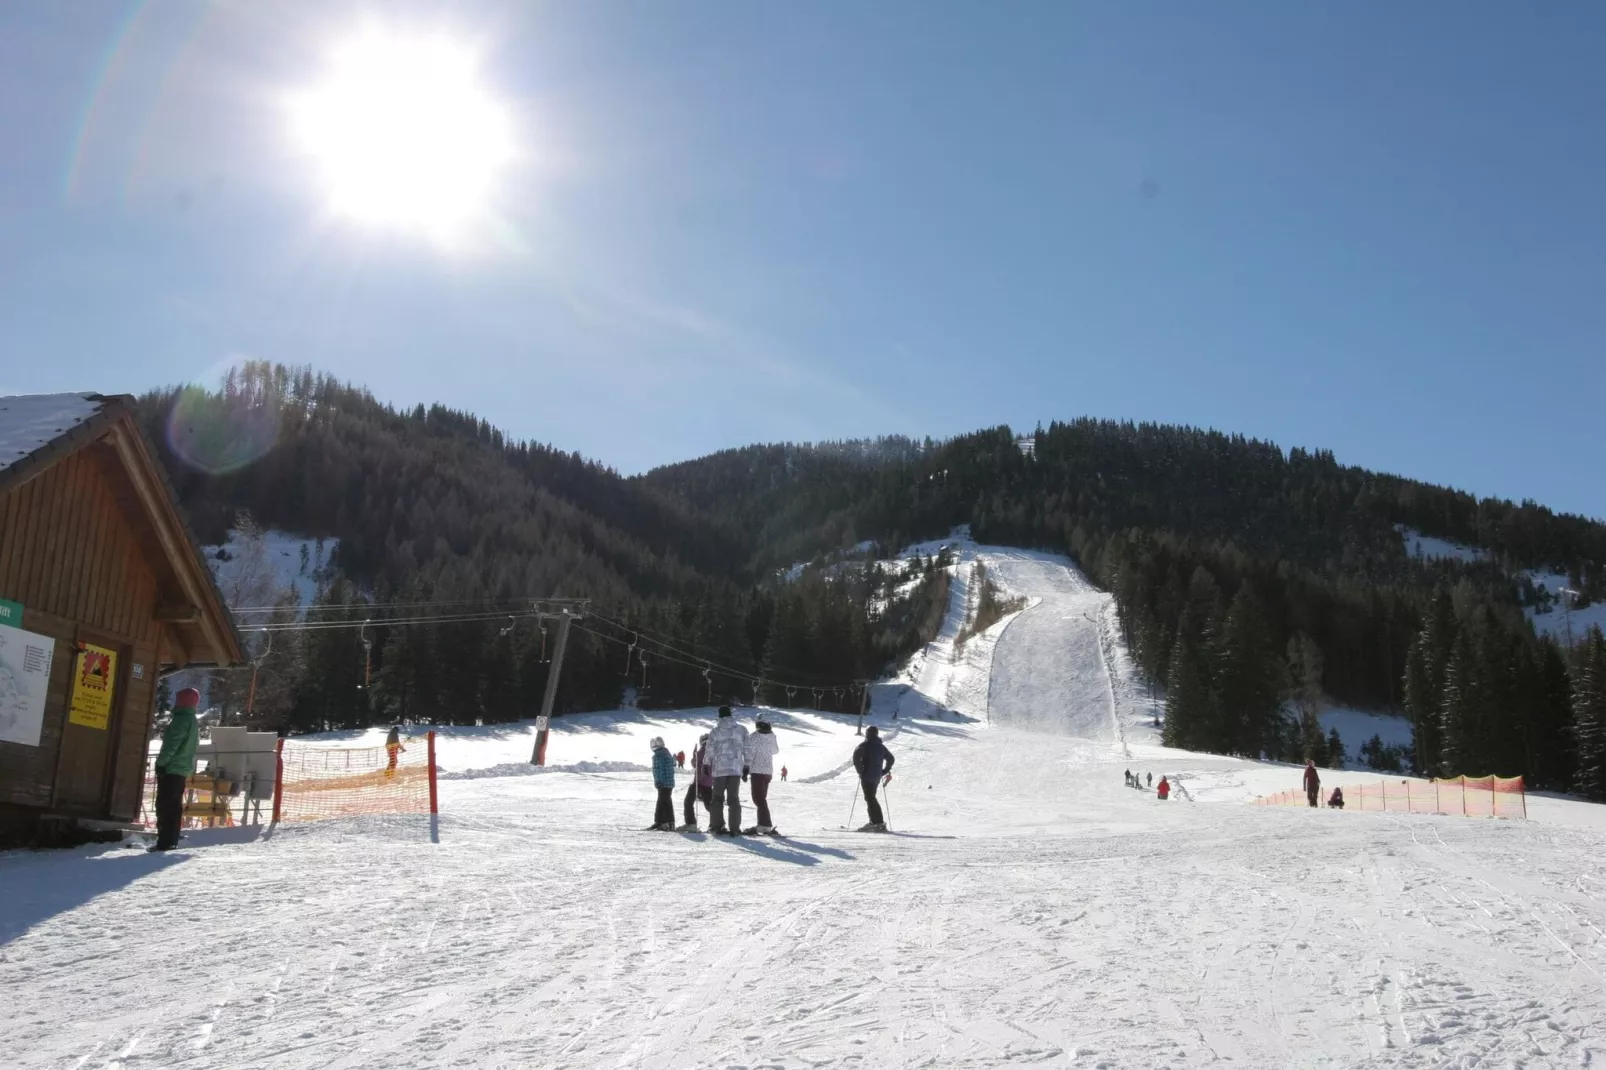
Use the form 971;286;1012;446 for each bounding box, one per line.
649;737;676;830
744;717;781;834
1303;759;1321;808
1156;775;1170;801
675;750;685;770
781;766;788;782
705;705;749;835
385;725;406;777
150;687;200;852
852;725;895;831
1146;772;1152;788
1328;786;1345;810
1124;768;1132;787
680;733;712;831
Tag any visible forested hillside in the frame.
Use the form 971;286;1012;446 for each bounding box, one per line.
140;364;1606;798
137;363;951;735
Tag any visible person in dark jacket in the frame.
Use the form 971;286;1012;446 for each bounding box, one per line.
1328;786;1345;810
852;726;895;831
1303;760;1321;808
650;737;676;830
151;687;201;851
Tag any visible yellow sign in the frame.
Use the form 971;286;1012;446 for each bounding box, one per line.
67;644;117;730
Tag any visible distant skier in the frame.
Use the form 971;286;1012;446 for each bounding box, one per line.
1124;768;1133;787
744;717;781;834
680;733;712;830
1328;786;1345;810
150;687;201;852
1146;772;1152;788
675;750;685;770
650;737;676;830
1303;760;1321;809
385;725;406;776
1157;775;1170;801
852;726;895;831
705;706;749;835
781;766;788;782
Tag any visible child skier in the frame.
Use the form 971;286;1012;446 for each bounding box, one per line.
780;766;788;782
650;737;676;830
1157;776;1171;801
385;725;406;777
1328;786;1345;810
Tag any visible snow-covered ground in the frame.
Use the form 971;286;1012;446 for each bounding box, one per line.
6;540;1606;1068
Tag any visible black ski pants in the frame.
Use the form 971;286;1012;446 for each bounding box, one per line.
654;786;674;828
750;773;773;828
710;774;742;832
1306;784;1320;808
155;772;186;848
861;777;884;826
683;781;710;826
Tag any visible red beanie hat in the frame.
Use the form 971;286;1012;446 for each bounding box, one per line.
175;687;200;709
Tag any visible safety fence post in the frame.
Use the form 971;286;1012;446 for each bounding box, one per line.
427;731;439;815
271;738;285;823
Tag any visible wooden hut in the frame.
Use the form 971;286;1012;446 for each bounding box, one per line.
0;393;242;843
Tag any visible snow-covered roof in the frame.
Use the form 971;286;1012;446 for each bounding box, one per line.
0;392;109;476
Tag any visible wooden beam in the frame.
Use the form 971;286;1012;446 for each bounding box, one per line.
153;602;200;624
103;422;242;665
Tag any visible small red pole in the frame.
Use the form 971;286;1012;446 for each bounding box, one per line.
271;738;285;823
427;731;438;815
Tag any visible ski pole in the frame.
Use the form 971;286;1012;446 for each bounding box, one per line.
884;780;892;829
847;782;858;829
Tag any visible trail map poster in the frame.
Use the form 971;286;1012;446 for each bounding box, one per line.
0;625;55;747
68;644;117;730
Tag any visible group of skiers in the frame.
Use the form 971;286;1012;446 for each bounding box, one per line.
1125;768;1171;800
648;706;898;835
650;705;784;835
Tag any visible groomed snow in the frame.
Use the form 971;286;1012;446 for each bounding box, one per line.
5;539;1606;1068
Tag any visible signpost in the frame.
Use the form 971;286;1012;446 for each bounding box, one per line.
0;618;54;747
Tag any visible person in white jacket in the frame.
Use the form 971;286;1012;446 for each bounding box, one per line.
705;705;749;834
745;718;781;834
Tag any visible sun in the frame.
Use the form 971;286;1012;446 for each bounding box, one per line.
286;27;515;241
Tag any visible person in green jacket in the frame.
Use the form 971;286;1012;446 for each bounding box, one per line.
150;687;200;852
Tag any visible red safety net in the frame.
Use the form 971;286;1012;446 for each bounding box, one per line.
272;732;438;823
1254;774;1525;819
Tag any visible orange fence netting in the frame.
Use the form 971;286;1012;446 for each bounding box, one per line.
273;733;439;823
1255;774;1525;819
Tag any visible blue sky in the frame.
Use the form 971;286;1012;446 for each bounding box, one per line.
1;2;1603;518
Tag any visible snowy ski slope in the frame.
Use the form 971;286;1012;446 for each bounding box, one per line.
4;542;1606;1068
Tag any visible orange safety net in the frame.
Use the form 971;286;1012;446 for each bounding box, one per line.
1254;774;1525;819
272;732;438;823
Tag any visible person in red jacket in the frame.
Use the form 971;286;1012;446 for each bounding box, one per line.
1156;776;1170;800
1303;760;1321;808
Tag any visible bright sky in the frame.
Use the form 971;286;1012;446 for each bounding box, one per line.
1;2;1603;518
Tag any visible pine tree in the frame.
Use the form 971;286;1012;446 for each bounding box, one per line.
1163;610;1210;750
1439;632;1475;776
1214;583;1280;757
1572;627;1606;801
1326;727;1345;769
1288;632;1326;765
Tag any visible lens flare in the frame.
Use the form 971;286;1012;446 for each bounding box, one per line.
165;386;279;475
